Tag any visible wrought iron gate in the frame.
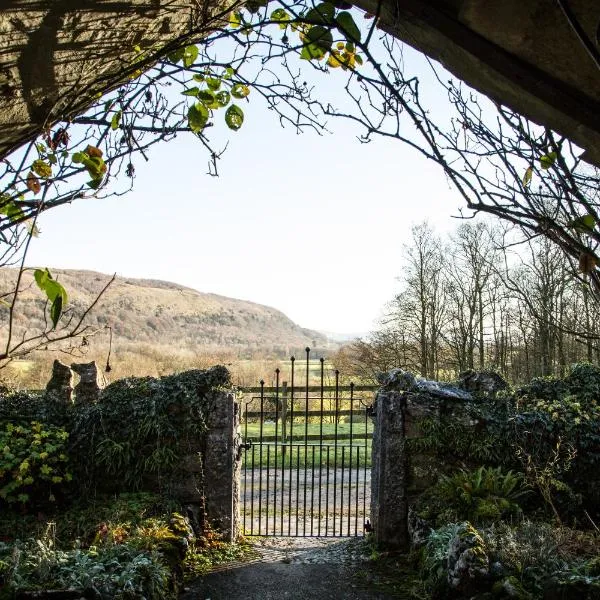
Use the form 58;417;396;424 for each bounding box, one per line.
239;349;376;537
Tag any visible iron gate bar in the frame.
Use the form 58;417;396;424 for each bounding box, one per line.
318;358;324;537
240;350;373;537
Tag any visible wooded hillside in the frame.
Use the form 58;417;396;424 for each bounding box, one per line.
0;267;332;363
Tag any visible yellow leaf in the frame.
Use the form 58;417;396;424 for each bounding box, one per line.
327;51;343;68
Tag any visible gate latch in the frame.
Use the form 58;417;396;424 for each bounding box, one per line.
237;438;252;460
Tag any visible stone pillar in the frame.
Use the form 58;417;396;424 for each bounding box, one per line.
203;391;241;541
371;369;479;549
370;389;409;549
45;359;73;404
71;361;104;404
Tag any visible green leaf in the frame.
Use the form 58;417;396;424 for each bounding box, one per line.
231;83;250;99
182;45;199;68
188;102;209;133
522;166;533;187
304;3;335;24
0;200;24;222
192;74;205;82
300;43;326;61
197;90;219;109
540;151;557;170
306;25;334;52
32;159;52;179
50;295;63;329
224;66;236;79
72;152;85;164
270;8;290;28
206;77;221;91
111;110;122;130
229;11;243;28
181;87;200;97
336;11;361;43
167;47;185;64
34;268;68;324
245;0;268;14
81;155;106;180
225;104;244;131
87;178;103;190
215;91;231;107
567;214;597;233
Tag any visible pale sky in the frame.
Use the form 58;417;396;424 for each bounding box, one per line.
25;31;467;335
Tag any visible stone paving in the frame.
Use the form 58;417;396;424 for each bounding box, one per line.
180;537;400;600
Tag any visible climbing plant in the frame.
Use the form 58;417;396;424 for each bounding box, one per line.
1;0;600;368
69;366;230;492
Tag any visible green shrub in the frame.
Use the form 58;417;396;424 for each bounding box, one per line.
0;540;173;599
0;421;72;507
419;522;462;594
417;467;529;526
564;363;600;405
482;521;600;597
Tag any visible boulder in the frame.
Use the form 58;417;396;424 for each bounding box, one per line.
447;522;490;595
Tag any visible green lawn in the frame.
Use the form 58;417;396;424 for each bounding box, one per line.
241;441;372;469
242;420;373;442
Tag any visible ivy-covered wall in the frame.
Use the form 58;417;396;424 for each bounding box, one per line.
370;365;600;548
0;365;241;540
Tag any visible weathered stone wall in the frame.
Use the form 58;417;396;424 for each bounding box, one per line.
183;390;240;541
39;364;241;540
370;369;485;548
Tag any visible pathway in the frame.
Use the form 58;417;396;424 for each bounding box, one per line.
180;537;403;600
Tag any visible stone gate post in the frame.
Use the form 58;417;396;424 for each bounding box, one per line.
203;392;241;541
370;388;409;549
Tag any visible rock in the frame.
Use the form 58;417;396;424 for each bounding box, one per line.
415;378;472;401
446;522;489;595
543;576;600;600
71;361;104;404
492;576;533;599
458;370;508;397
377;369;472;401
407;506;432;548
377;369;417;391
45;359;73;404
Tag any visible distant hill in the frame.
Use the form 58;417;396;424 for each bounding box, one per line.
0;268;334;357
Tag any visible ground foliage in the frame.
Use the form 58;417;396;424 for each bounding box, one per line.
0;421;72;508
0;492;254;599
418;520;600;599
407;364;600;599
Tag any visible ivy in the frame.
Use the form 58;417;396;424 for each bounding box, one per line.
0;421;72;507
69;366;231;492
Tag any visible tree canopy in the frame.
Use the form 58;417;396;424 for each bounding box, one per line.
1;0;599;364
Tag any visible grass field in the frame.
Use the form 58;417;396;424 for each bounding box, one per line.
242;420;373;441
241;439;372;469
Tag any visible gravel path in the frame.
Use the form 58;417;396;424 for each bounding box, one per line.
180;537;400;600
241;468;371;537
